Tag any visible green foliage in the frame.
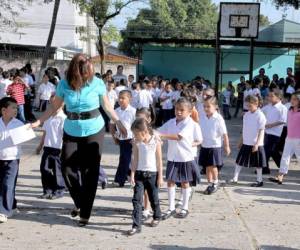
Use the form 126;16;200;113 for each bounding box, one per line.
273;0;299;9
259;14;271;27
119;0;218;56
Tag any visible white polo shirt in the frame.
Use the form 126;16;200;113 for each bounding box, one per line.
262;102;287;137
138;89;153;109
243;109;266;146
107;89;118;108
160;91;173;110
200;112;227;148
158;116;203;162
0;118;23;160
114;105;136;140
38;82;56;101
42;110;66;149
115;85;127;96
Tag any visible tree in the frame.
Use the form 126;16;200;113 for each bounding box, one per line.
273;0;299;9
119;0;218;57
259;14;271;27
0;0;34;37
39;0;61;79
74;0;140;74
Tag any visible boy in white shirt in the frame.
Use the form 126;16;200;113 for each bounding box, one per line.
0;97;24;223
102;81;118;132
138;80;153;109
38;74;56;112
110;90;136;187
36;96;66;199
131;82;141;109
160;83;174;123
222;85;232;120
0;71;12;99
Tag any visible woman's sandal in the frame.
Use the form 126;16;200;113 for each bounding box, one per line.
78;218;89;227
150;219;160;227
176;209;189;219
70;208;80;218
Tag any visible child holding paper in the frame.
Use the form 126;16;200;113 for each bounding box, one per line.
36;95;66;199
0;97;24;223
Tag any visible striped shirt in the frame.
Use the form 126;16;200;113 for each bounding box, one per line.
6;82;26;105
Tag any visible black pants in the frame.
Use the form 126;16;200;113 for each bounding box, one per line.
39;100;49;112
272;127;288;168
234;99;243;117
132;171;161;228
162;109;173;124
61;128;105;219
40;147;65;195
264;133;281;169
114;140;132;185
222;104;231;119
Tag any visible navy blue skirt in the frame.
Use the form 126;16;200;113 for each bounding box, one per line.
236;144;267;168
198;147;223;168
166;161;194;183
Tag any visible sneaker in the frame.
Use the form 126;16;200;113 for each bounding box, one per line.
0;214;8;223
175;201;183;209
209;184;218;194
101;181;107;190
161;210;176;220
250;181;263;187
142;213;151;222
70;207;80;218
176;209;189;219
78;218;89;227
38;193;52;199
127;227;141;236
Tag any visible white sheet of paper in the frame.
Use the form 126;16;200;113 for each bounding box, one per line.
9;125;36;145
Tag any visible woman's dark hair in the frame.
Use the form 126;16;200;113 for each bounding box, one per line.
131;117;153;135
66;54;94;90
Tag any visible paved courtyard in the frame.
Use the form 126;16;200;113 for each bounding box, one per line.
0;118;299;250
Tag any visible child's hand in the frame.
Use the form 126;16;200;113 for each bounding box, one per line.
252;144;259;153
130;172;135;187
157;175;164;188
113;137;119;145
224;145;231;156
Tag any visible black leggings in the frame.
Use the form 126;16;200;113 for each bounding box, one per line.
61;128;105;219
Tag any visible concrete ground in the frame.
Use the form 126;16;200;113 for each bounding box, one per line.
0;117;299;250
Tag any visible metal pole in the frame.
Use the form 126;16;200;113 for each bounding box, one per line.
137;44;141;77
249;38;254;81
215;19;221;97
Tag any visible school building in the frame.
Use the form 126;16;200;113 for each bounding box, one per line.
139;19;300;84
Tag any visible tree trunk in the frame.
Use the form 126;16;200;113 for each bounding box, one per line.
97;27;105;74
39;0;61;80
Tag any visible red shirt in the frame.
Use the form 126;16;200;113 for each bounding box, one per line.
6;82;26;105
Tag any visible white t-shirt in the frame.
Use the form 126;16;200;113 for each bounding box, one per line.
262;102;288;137
0;118;23;160
243;109;266;146
160;91;173;110
131;89;140;109
136;135;159;172
107;89;118;108
38;82;56;101
113;74;127;85
286;85;295;95
114;105;136;140
222;90;231;105
200;112;227;148
115;85;127;96
138;89;153;109
158;116;203;162
42;110;66;149
0;79;12;98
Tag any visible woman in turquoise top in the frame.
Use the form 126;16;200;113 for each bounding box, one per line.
32;54;126;226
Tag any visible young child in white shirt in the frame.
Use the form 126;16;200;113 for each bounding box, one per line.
199;97;231;195
36;95;66;199
102;81;118;132
261;89;287;174
229;95;267;187
131;82;141;109
158;98;203;219
138;80;153;109
110;90;136;187
0;97;24;223
38;74;56;112
160;82;174;123
128;118;163;235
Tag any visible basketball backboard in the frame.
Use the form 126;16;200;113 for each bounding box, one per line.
219;2;260;38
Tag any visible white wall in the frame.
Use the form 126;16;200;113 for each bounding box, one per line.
1;0;98;56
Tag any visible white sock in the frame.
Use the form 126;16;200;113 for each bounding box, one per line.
256;168;263;183
213;179;219;185
179;189;183;203
233;165;242;182
168;186;176;211
143;209;150;216
182;187;191;211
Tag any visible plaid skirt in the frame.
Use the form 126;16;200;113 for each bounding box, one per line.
166;161;194;183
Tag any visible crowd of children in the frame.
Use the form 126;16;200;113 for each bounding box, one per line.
0;64;300;237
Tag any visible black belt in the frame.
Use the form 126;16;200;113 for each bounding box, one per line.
66;109;100;120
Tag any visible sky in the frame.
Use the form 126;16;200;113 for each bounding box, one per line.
110;0;300;30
